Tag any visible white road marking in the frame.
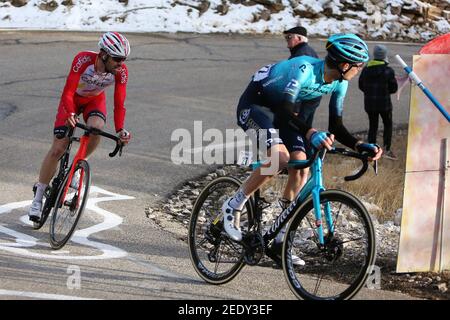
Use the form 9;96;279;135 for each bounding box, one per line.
0;186;133;260
0;289;100;300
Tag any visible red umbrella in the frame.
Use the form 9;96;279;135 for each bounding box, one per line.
419;32;450;54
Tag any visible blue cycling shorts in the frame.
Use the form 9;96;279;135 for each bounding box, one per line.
236;104;306;154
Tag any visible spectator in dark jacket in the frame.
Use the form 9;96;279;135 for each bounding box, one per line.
283;26;321;128
359;44;398;160
284;26;318;59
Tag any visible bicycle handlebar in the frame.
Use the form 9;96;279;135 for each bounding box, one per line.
290;146;377;181
74;123;123;157
328;147;373;181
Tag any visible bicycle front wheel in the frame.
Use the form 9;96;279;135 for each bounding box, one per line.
283;190;376;300
188;176;253;285
49;160;90;249
32;185;53;230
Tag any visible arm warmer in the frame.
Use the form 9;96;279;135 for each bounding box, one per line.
328;114;359;149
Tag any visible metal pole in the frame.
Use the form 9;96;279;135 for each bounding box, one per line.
440;138;449;272
395;55;450;123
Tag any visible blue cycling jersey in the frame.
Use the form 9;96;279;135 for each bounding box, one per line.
251;56;348;117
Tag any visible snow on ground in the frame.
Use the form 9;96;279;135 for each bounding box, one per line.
0;0;448;40
0;0;303;33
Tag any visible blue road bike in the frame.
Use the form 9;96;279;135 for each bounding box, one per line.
188;147;377;300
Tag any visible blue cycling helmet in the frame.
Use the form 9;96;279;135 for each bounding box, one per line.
326;34;369;64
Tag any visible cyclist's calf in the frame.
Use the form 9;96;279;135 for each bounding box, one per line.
49;137;70;160
276;148;290;170
262;144;290;176
39;137;70;184
285;151;308;200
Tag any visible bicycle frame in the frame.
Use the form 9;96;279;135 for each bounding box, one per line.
59;134;89;207
55;123;122;206
255;153;333;247
189;145;376;295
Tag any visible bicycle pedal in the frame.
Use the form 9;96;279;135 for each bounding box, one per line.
258;197;272;210
64;200;77;211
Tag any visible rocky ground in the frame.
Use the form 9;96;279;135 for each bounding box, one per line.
145;163;450;300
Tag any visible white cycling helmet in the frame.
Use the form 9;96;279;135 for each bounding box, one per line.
98;32;130;59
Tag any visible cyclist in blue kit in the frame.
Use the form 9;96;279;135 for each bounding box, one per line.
222;34;383;263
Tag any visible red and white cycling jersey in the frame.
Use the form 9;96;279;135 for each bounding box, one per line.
58;51;128;131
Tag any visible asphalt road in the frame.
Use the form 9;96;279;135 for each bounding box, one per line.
0;31;422;301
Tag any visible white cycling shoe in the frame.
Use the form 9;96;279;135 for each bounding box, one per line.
267;241;305;267
70;170;81;189
291;254;306;266
28;200;42;222
222;198;242;242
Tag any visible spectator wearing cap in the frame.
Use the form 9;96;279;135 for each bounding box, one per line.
283;26;321;128
359;44;398;160
283;26;318;59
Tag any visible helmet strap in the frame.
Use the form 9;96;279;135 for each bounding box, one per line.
326;55;345;82
336;63;352;82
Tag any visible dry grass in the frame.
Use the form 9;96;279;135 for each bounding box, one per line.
263;129;409;223
324;130;408;222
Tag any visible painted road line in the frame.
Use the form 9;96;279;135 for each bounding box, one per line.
0;186;133;260
0;289;100;300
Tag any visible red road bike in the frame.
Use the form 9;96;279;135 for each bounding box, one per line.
33;123;123;249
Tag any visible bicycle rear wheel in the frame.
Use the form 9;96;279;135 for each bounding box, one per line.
49;160;90;249
188;176;253;284
283;190;376;300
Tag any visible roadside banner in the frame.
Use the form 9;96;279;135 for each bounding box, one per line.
397;53;450;272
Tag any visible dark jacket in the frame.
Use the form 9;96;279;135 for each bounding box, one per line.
359;60;398;112
289;42;319;59
289;42;320;125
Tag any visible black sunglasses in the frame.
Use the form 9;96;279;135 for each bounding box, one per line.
351;62;365;70
111;56;126;62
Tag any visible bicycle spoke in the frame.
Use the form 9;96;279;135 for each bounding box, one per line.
50;161;90;249
56;208;71;233
222;239;242;253
331;202;344;231
188;177;249;284
214;243;223;274
336;237;364;245
196;237;209;248
284;191;376;300
313;273;324;296
303;216;321;247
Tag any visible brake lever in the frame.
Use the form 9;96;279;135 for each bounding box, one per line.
321;148;328;161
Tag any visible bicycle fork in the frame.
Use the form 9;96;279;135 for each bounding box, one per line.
310;158;334;246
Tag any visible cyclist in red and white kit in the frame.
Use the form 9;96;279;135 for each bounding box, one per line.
29;32;132;222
